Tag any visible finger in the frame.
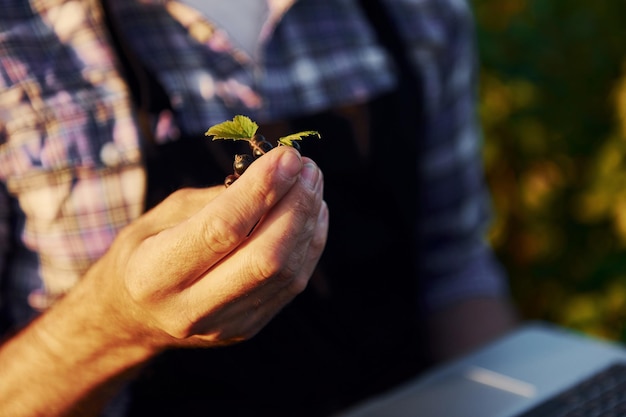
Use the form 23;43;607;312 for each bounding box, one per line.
286;199;329;295
184;200;329;345
127;147;303;292
242;162;323;286
236;200;330;337
189;159;323;297
182;161;325;331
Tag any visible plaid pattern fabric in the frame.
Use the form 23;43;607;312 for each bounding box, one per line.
0;0;147;312
0;0;507;324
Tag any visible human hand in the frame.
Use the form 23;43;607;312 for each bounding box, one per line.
0;147;326;417
85;146;327;350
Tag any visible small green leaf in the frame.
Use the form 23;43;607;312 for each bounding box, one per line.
204;115;259;140
277;131;321;147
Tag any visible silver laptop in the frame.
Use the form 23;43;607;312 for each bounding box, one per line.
334;321;626;417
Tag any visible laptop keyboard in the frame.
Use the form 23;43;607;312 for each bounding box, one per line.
515;362;626;417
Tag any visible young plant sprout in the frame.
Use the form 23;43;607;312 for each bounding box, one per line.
205;115;320;187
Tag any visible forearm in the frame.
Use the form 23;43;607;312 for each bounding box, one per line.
0;274;156;417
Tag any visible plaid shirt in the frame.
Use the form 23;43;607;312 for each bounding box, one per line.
0;0;507;328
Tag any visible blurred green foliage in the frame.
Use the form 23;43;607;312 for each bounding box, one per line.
472;0;626;340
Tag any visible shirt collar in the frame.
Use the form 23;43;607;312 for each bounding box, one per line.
169;0;297;58
26;0;296;61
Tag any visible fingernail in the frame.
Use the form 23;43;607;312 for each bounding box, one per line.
301;162;319;190
278;148;302;178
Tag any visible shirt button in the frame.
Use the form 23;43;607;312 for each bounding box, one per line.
100;142;123;167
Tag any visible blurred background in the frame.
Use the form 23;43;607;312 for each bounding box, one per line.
472;0;626;340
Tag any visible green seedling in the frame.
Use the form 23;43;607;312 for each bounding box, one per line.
205;115;320;187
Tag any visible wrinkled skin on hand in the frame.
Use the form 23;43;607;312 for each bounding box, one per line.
86;146;328;350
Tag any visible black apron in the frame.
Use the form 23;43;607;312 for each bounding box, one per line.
104;0;430;414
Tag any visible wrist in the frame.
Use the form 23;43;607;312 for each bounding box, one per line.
35;266;161;373
0;267;160;417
